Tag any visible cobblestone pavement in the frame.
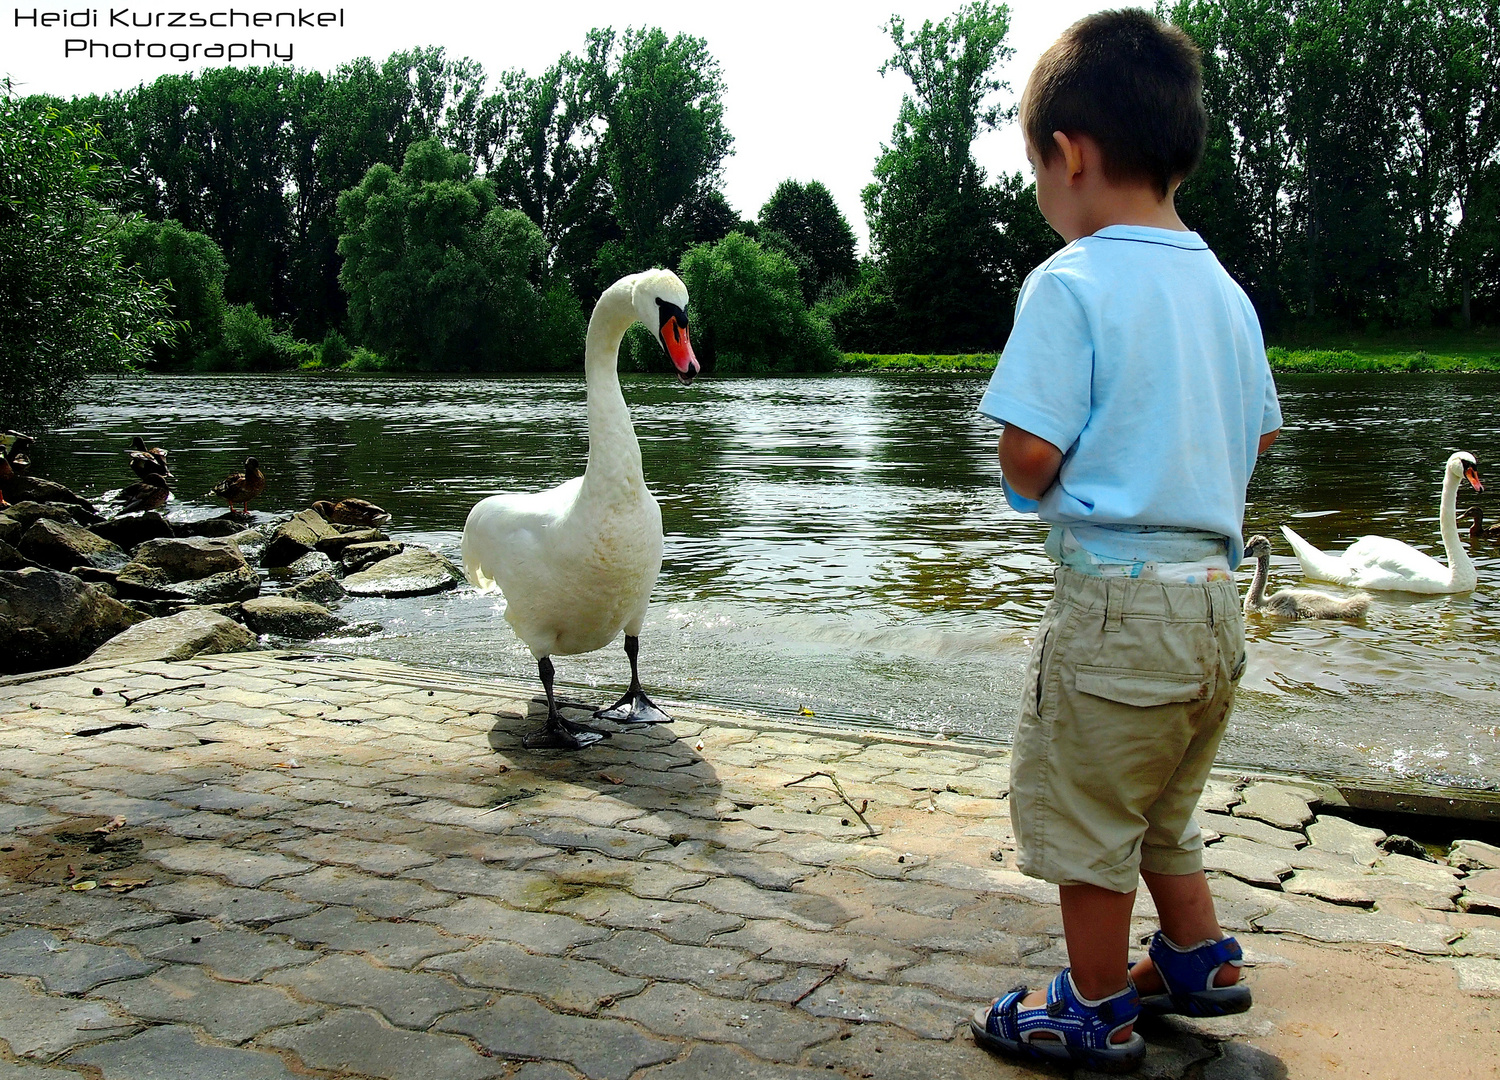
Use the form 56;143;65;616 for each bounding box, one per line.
1;652;1497;1079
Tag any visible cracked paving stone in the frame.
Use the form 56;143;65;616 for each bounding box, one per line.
675;877;852;930
159;812;286;843
0;928;158;992
67;1023;302;1080
0;889;170;941
526;851;708;899
804;1023;1014;1080
437;994;679;1080
91;963;321;1042
647;842;808;891
713;920;917;981
551;890;745;945
424;940;645;1012
277;834;438;875
511;818;669;860
402;826;559;868
401;860;567;909
147;842;312;887
415;897;609;953
609;981;842;1062
281;865;452;918
169;787;303;817
575;930;783;995
634;1043;831;1079
843;911;1044;964
274;905;465;968
1197;811;1304;851
265;952;488;1028
903;864;1058;904
0;805;62;833
796;975;967;1040
626;811;780;852
898;957;1037;1002
1306;814;1384;866
1201;838;1293;887
1232;782;1315;830
1445;956;1500;996
262;1008;507;1080
0;975;139;1060
132;877;316;925
44;793;190;824
1254;897;1460;953
113;920;318;981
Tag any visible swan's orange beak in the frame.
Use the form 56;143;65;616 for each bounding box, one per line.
660;314;698;384
1465;463;1483;492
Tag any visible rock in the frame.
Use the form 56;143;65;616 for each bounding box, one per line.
1306;814;1385;867
315;528;388;557
175;515;253;538
1282;870;1375;907
86;608;255;663
240;596;345;639
1449;840;1500;872
341;540;403;573
1379;834;1432;860
19;518;128;571
1198;811;1304;851
273;550;335;579
335;620;384;638
282;570;346;605
341;547;463;598
1459;869;1500;916
0;502;77;543
1232;781;1315;829
262;510;339;568
2;477;97;516
115;536;260;605
1201;837;1292;886
89;511;174;549
0;567;145;674
0;538;39;570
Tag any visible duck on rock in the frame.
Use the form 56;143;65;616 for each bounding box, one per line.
462;269;700;750
209;457;267;515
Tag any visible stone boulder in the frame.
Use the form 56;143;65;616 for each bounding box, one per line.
0;567;146;674
278;550;336;580
175;516;253;538
240;596;345;639
0;502;75;543
341;546;464;598
2;478;97;518
0;539;38;571
282;570;345;606
315;528;388;558
86;608;255;664
342;540;403;573
18;519;128;571
262;510;340;569
115;536;261;605
90;511;174;550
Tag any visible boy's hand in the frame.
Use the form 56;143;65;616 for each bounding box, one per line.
999;425;1064;500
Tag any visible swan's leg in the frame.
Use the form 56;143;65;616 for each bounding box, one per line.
595;635;673;725
522;656;608;750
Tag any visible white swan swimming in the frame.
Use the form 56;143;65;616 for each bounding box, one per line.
462;269;699;749
1279;451;1482;594
1242;535;1371;619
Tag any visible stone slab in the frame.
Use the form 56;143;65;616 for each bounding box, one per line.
1232;781;1315;829
91;963;321;1042
266;952;488;1028
262;1008;506;1080
66;1023;301;1080
609;981;842;1063
0;974;138;1061
425;940;646;1012
0;928;158;992
273;905;465;968
438;995;679;1080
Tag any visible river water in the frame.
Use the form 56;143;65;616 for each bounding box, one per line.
43;372;1500;790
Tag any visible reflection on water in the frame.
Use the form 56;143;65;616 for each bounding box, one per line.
47;372;1500;789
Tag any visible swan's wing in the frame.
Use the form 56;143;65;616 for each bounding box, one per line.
1339;535;1451;586
1279;525;1355;584
461;477;583;593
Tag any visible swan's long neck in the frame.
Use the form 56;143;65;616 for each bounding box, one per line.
1245;552;1269;611
581;279;644;491
1439;466;1477;589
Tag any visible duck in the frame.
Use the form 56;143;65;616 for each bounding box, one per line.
462;268;700;750
1467;506;1500;542
1242;535;1371;619
1280;451;1482;593
117;471;171;515
0;435;34;506
209;457;266;514
127;436;173;483
312;498;391;527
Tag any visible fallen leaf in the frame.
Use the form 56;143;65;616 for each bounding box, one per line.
799;706;815;716
69;880;98;891
102;877;152;890
94;815;127;834
598;773;624;785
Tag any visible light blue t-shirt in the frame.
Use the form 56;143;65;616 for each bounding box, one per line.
978;224;1281;571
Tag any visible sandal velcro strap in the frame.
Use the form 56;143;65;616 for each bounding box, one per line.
972;969;1146;1072
1148;932;1244;995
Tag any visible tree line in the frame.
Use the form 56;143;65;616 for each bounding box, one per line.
5;1;1499;430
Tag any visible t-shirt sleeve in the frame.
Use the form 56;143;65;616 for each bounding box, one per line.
1260;368;1283;435
977;269;1092;456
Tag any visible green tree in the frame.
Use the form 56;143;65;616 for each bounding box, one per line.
337;139;584;371
758;180;858;303
0;88;170;431
115;218;229;367
678;232;840;375
863;1;1031;350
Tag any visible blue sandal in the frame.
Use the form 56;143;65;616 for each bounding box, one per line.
970;968;1146;1074
1136;932;1252;1018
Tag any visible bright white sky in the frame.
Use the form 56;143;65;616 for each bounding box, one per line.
1;0;1117;249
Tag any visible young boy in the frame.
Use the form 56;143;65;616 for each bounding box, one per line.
969;11;1281;1074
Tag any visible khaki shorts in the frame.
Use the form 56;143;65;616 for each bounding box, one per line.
1010;567;1246;892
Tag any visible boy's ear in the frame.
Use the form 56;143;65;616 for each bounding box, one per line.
1052;131;1086;185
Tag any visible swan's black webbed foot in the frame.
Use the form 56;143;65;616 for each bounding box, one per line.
595;689;672;725
524;656;609;750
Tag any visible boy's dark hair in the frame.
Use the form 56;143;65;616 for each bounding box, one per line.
1022;9;1206;198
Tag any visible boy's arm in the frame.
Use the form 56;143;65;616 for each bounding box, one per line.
1258;429;1279;455
999;425;1064;501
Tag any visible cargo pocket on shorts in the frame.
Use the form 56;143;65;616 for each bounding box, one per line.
1073;665;1210;708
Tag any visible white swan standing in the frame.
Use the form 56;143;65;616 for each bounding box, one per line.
1242;535;1371;619
1279;451;1483;594
462;269;699;750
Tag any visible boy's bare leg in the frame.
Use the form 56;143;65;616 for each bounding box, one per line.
1129;869;1240;993
1019;883;1137;1042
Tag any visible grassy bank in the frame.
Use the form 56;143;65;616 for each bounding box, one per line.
835;353;998;373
